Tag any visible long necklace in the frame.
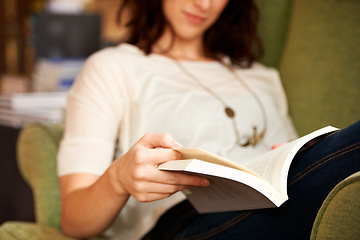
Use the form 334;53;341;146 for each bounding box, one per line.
168;55;267;147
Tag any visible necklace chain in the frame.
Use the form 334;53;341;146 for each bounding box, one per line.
162;50;267;147
224;64;268;146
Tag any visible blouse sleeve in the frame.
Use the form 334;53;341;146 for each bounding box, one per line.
57;50;127;176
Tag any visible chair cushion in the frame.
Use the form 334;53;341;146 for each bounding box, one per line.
310;171;360;240
279;0;360;135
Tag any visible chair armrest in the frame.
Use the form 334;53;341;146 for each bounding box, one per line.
16;123;64;229
0;222;75;240
311;171;360;240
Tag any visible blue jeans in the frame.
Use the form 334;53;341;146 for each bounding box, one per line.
143;121;360;240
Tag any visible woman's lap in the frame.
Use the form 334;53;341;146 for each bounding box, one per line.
145;121;360;240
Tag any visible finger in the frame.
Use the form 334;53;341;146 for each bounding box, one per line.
131;181;189;196
149;148;182;165
140;133;183;149
133;192;175;203
150;169;210;187
271;143;286;150
131;161;209;187
129;146;181;167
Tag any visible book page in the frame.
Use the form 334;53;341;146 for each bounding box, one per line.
244;126;338;197
159;159;284;213
243;141;298;196
177;148;263;179
183;174;278;213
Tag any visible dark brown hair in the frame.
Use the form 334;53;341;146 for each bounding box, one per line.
117;0;263;67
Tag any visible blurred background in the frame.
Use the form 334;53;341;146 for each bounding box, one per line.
1;0;126;94
0;0;125;225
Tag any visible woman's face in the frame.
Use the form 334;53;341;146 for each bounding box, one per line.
162;0;229;42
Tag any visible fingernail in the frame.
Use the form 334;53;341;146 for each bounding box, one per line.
173;141;183;148
201;179;210;186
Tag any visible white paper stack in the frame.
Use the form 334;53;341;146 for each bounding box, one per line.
0;92;67;127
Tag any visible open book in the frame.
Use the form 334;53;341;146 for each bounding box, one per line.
159;126;338;213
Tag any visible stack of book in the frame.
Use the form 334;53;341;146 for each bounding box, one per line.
32;58;85;92
0;92;67;128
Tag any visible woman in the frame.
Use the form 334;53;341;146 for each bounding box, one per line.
57;0;360;239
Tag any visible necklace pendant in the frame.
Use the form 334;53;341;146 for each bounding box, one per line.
239;140;250;147
225;107;235;118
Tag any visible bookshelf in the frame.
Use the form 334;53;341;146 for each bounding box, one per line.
0;0;43;76
0;0;125;93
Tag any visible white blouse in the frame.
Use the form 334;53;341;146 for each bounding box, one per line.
57;43;297;239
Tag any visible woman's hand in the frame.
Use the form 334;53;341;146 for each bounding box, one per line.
110;133;209;202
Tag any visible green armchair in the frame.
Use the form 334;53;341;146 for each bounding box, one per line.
1;0;359;239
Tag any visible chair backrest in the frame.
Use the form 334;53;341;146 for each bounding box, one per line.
257;0;360;136
279;0;360;135
256;0;293;68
